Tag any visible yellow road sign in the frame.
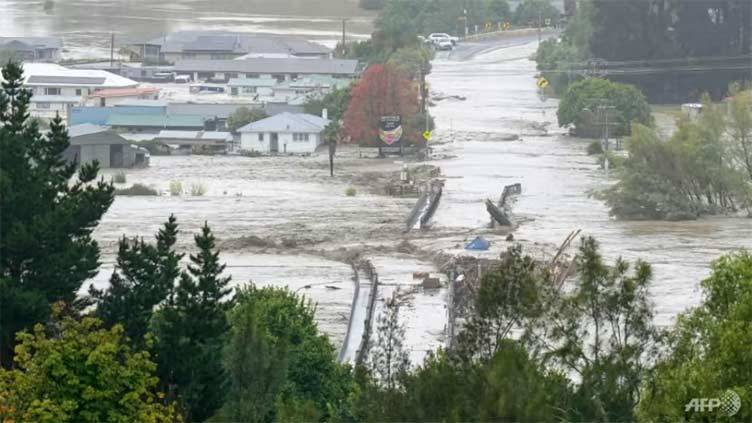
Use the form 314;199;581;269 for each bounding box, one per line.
423;130;431;141
537;77;549;89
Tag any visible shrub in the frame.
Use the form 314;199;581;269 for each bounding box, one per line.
169;181;183;196
114;183;158;196
586;140;603;155
558;78;653;137
112;171;127;184
345;187;357;197
191;183;207;197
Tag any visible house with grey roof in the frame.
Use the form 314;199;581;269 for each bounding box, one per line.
63;124;149;168
174;58;359;83
0;37;62;62
126;31;331;63
238;112;329;154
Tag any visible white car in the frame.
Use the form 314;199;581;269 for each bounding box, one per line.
428;33;459;46
435;39;454;50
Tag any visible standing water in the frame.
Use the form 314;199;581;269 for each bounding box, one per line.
427;37;752;326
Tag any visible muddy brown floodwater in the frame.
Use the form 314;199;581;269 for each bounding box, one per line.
427;36;752;326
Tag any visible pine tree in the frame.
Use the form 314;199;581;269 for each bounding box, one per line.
151;222;233;422
0;62;114;367
369;292;410;391
89;215;183;346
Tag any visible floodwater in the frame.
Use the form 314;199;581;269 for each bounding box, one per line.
0;0;374;59
427;37;752;326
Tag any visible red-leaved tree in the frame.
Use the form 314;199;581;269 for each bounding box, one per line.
343;64;418;146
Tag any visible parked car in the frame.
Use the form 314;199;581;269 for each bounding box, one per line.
428;33;459;46
174;74;191;84
435;39;454;50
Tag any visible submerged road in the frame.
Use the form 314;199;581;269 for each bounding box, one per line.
427;35;752;326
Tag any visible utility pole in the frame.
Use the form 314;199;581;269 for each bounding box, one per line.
537;9;542;43
110;33;115;67
341;19;348;57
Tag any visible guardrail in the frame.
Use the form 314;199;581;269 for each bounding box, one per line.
355;260;379;366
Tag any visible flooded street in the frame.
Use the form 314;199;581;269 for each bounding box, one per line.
0;0;373;59
428;37;752;326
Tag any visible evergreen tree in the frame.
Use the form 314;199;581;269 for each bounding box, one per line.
0;62;114;367
368;292;410;391
90;215;183;346
151;222;233;422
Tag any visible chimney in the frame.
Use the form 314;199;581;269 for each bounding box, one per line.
322;108;328;120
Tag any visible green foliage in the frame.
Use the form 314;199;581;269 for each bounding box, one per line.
367;293;410;391
604;100;751;220
638;251;752;422
0;61;114;367
558;78;653;137
359;0;385;11
151;222;233;422
90;215;183;346
113;170;127;183
115;183;159;196
303;85;352;123
727;84;752;182
386;44;434;77
214;286;353;422
226;107;268;133
0;306;178;423
513;0;560;26
190;182;207;196
587;140;603;155
487;0;511;22
345;187;357;197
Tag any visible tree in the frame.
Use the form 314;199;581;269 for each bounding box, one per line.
0;305;178;423
528;237;659;422
0;61;114;367
213;286;353;422
386;44;433;77
343;64;418;146
727;84;752;182
638;251;752;422
359;0;385;11
303;85;352;123
226;107;267;133
90;215;183;346
557;78;653;137
150;222;233;422
368;293;410;391
487;0;510;22
513;0;560;26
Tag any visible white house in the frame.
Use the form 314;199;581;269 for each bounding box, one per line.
2;63;139;119
239;112;329;154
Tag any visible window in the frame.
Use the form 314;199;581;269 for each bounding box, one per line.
258;133;264;141
293;133;309;142
36;103;51;109
44;87;61;95
75;89;82;96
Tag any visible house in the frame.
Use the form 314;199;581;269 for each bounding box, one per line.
64;124;149;168
0;37;62;62
85;86;161;107
126;31;331;63
173;58;359;83
120;63;177;82
2;62;139;119
239;112;329;154
228;78;277;97
270;76;351;102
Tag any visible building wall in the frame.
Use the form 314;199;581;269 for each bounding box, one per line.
80;144;111;168
30;101;72;119
240;131;321;154
30;86;91;97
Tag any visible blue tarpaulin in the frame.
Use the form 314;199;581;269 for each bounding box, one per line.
465;236;490;251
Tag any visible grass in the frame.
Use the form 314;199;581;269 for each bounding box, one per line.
169;181;183;196
191;183;207;197
112;171;127;184
345;187;357;197
115;183;158;196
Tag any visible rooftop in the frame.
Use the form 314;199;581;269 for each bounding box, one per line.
116;99;169;108
174;58;359;75
228;78;279;88
89;87;161;98
134;31;330;57
0;37;62;50
68;123;109;138
155;130;232;141
238;112;329;133
9;63;138;88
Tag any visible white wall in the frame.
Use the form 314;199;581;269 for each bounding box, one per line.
240;131;321;154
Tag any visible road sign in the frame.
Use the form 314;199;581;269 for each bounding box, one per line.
423;130;431;141
537;77;549;89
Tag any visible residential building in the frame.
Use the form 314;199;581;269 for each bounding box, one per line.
126;31;331;63
0;37;62;62
106;113;207;132
239;112;329;154
173;58;359;83
85;86;161;107
1;62;139;119
154;130;232;154
63;124;149;168
228;78;277;97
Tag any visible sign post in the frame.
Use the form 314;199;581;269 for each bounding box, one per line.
378;115;403;157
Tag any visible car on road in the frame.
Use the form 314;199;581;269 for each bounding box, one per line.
435;39;454;50
428;33;459;46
